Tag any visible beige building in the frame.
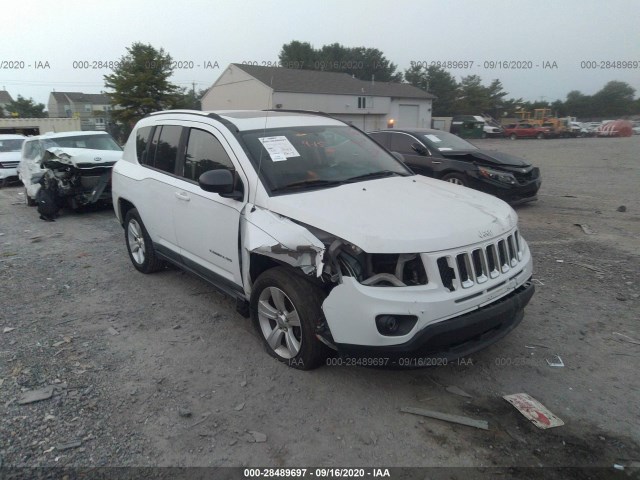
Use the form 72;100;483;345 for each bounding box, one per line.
202;64;434;131
47;92;116;131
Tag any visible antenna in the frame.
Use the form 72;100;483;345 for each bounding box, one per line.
250;75;274;211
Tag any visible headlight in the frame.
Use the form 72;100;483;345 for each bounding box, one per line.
478;166;517;185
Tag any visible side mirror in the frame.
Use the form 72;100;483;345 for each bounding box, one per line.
198;169;242;200
411;142;427;155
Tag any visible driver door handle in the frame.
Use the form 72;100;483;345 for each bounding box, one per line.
175;191;190;201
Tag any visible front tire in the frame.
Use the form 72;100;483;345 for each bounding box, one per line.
251;267;328;370
509;133;517;140
441;173;467;187
124;208;164;273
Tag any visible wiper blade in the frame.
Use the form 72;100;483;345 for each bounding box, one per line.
344;170;403;183
271;179;344;192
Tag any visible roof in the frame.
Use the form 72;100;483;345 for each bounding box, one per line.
50;91;111;104
231;64;435;99
0;90;13;104
147;109;346;132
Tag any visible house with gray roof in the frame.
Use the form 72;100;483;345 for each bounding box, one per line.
48;91;115;130
202;64;435;130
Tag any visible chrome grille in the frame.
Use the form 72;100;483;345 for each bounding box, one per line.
0;161;19;168
437;230;524;291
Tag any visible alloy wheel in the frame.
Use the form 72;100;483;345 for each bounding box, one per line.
127;219;146;265
257;286;302;359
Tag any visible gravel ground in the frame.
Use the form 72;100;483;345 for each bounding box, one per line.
1;136;639;479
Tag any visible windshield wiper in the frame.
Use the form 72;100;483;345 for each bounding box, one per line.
270;179;344;193
344;170;404;183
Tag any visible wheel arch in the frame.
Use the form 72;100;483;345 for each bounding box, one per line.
118;198;136;226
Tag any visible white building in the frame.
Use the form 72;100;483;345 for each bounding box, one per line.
202;64;434;131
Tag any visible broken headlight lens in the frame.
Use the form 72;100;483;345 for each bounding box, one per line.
478;166;517;185
338;251;428;287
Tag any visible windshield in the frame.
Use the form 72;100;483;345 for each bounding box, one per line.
421;131;478;151
0;139;25;152
42;134;121;151
240;125;412;193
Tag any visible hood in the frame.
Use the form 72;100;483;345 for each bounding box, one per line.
0;151;22;163
263;175;518;254
440;149;529;167
41;148;122;167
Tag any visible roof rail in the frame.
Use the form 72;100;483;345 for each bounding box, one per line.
262;108;336;119
148;109;208;117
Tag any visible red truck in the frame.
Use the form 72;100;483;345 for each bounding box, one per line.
503;123;553;140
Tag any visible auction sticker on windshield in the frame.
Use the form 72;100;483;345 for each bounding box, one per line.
258;136;300;162
425;134;441;142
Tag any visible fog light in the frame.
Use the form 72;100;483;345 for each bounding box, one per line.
375;314;418;336
377;315;398;334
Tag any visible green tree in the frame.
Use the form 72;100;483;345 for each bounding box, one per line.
104;42;183;126
6;95;47;118
454;75;491;114
279;40;317;67
563;90;592;118
592;81;635;117
404;64;458;116
485;79;509;118
279;41;402;82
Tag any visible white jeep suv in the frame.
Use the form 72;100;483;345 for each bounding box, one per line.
112;110;534;369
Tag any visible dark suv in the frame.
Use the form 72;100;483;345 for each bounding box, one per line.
368;128;541;205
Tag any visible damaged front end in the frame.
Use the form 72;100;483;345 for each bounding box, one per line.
242;206;429;349
38;148;115;209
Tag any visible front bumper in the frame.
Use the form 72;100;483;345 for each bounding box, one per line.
336;281;534;362
322;230;534;359
0;167;18;181
466;174;541;205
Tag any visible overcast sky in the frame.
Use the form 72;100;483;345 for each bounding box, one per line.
3;0;639;107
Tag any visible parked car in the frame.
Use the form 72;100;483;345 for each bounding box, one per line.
483;124;504;138
112;110;535;370
18;131;122;211
570;122;589;137
0;134;26;187
368;128;541;205
503;123;553;139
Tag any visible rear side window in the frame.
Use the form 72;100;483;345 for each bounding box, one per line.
148;125;182;174
182;128;234;182
136;127;153;165
389;133;416;153
369;132;390;148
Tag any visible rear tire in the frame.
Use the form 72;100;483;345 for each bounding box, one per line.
536;132;545;139
124;208;164;273
441;173;467;187
250;267;329;370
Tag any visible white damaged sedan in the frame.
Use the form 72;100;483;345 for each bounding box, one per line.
18;131;121;211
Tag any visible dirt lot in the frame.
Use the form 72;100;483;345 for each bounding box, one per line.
1;136;639;478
